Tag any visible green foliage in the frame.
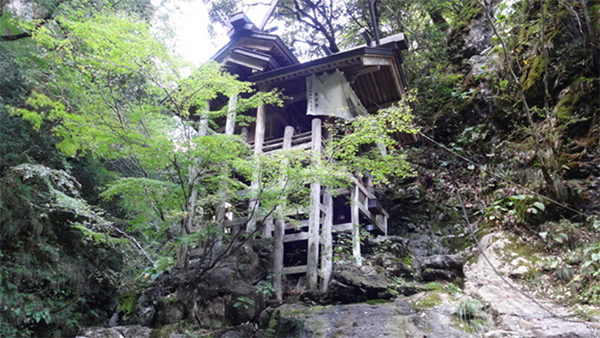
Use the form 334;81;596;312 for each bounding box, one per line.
257;280;276;298
486;194;546;224
327;91;419;184
0;165;124;337
538;219;582;251
233;296;254;310
455;298;486;333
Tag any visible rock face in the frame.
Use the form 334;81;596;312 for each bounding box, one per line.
263;298;478;338
465;232;600;338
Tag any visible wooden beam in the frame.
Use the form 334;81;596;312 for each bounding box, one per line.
273;126;294;302
283;231;309;242
254;104;266;155
351;185;362;266
262;217;273;238
273;218;285;300
369;72;385;104
350;66;380;84
376;214;387;236
283;265;308;275
306;118;322;291
247;104;266;233
362;55;392;66
225;94;237;135
389;58;406;96
332;222;353;233
320;188;333;293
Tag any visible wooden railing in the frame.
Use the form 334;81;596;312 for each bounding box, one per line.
351;177;388;235
250;130;313;154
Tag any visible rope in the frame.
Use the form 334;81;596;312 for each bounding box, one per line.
358;87;586;217
356;73;596;334
420;132;586;217
456;187;598;334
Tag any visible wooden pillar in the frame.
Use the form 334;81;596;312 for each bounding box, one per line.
262;218;273;238
215;95;238;247
351;184;362;266
273;125;294;301
225;94;237;135
320;188;333;293
253;104;266;155
306;118;322;291
241;127;248;142
247;104;266;233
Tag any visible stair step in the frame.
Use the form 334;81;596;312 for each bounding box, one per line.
283;231;308;242
282;265;307;275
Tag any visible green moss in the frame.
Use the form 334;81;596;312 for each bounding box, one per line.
266;313;304;338
591;5;600;30
453;2;483;32
554;78;589;120
520;55;546;92
366;299;389;305
414;293;443;309
422;281;462;295
502;234;543;265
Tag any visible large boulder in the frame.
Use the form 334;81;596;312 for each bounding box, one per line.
326;264;392;303
224;282;266;325
130;240;272;329
373;253;413;278
419;254;464;282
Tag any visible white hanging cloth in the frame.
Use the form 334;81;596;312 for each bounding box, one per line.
306;69;367;120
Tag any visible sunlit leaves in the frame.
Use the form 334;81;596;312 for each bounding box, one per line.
327;91;419;184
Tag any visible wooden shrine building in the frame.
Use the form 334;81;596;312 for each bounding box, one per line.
208;13;409;299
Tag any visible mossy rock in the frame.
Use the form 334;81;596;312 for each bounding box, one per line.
453;1;483;32
554;77;593;120
413;293;443;309
520;55;546;92
262;306;306;338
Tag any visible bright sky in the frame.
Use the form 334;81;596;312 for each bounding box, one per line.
154;0;271;67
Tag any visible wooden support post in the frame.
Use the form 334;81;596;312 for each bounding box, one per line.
273;126;294;301
320;188;333;293
254;104;266;155
215;95;238;247
247;104;266;233
351;184;362;266
241;127;248;142
262;218;273;238
273;217;285;301
306;118;322;291
225;94;237;135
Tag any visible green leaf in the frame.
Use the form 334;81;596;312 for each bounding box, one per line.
532;201;545;211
